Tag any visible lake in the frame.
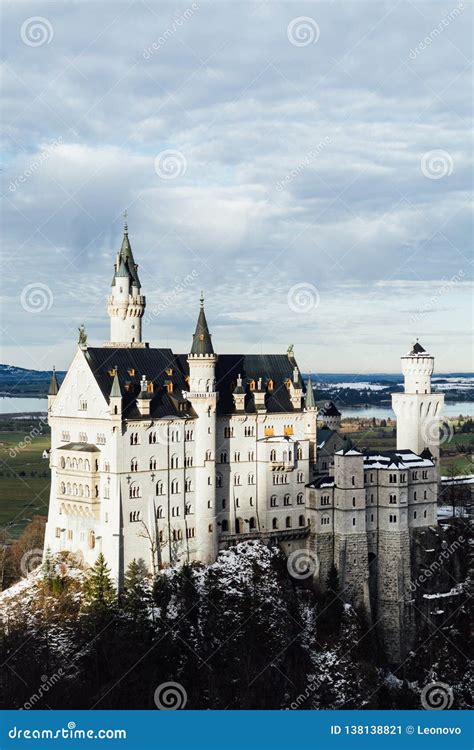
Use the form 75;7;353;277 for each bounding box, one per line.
0;397;47;414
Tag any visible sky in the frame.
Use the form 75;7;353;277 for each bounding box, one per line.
1;0;472;375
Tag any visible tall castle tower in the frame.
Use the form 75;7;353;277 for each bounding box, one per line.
105;217;147;348
304;374;318;465
392;341;444;459
186;294;218;563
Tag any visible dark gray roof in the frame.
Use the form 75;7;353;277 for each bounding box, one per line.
308;474;335;489
85;347;192;420
190;298;214;355
321;401;341;417
58;443;100;452
305;375;316;409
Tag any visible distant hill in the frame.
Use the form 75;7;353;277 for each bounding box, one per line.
0;364;66;396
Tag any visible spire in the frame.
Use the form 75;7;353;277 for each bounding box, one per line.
110;367;122;398
190;293;214;356
305;374;316;409
112;214;140;288
48;366;59;396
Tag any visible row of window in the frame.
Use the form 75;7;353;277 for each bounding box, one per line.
59;456;98;471
59;482;99;498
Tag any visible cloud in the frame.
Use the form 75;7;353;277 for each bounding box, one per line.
1;0;472;373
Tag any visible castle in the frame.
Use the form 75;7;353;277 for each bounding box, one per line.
43;222;444;661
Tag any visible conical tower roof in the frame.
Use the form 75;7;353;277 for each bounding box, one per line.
190;293;214;356
110;368;122;398
305;374;316;409
112;218;141;288
48;367;59;396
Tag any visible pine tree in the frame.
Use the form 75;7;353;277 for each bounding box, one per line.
122;558;151;622
318;564;344;638
82;553;116;620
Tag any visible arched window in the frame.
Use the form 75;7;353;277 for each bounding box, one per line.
156;481;164;495
185;477;192;492
270;449;276;461
270;495;277;507
78;458;83;470
171;479;179;494
285;516;292;528
216;473;223;488
88;530;95;549
171;455;178;469
234;474;241;486
149;457;157;470
206;449;212;461
79;485;83;497
297;447;303;460
221;520;229;532
130;483;140;499
84;459;90;471
272;518;278;529
248;473;255;485
85;485;90;497
220;452;227;463
299;515;305;526
131;458;138;472
249;517;256;530
185;503;191;515
73;458;77;469
297;493;304;505
284;494;291;506
60;481;65;493
73;483;78;496
351;475;355;485
157;505;164;518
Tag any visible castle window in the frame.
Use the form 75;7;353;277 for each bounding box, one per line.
321;495;330;506
234;451;240;462
60;482;65;494
249;380;256;391
205;450;212;461
149;432;156;444
129;483;140;498
423;490;427;499
414;491;417;501
171;479;179;494
224;427;234;438
248;473;255;485
185;455;193;468
413;511;417;519
221;520;229;532
285;516;292;528
371;494;374;503
321;516;330;526
79;398;87;411
351;475;355;486
130;432;139;445
185;430;194;441
220;452;228;463
88;530;95;549
267;379;274;391
157;506;164;518
79;432;87;443
166;382;173;394
130;511;141;523
185;503;191;515
423;510;427;518
249;517;256;530
422;470;428;479
185;478;192;492
299;515;305;527
400;474;406;482
389;494;396;504
352;497;356;507
284;494;291;506
60;456;66;469
171;455;179;469
297;472;304;483
412;471;418;481
389;514;397;523
104;486;109;499
370;514;374;522
156;481;164;496
130;458;138;472
270;495;277;508
235;498;239;508
272;518;278;529
234;474;241;486
150;457;157;470
284;425;294;436
352;517;356;526
61;431;70;442
97;433;106;445
222;498;227;510
297;447;303;460
322;462;327;470
270;449;277;461
208;524;213;533
297;493;304;505
248;450;254;461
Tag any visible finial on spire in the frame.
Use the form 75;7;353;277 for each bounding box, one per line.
123;209;128;233
200;290;204;308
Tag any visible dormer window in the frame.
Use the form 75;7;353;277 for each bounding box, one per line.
166;368;173;376
267;379;274;391
79;398;87;411
249;380;256;391
128;368;135;377
166;381;173;394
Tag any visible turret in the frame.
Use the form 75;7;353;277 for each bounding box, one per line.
392;341;444;459
47;366;59;411
186;294;218;564
304;374;318;464
105;215;147;348
136;374;152;416
109;367;122;417
233;374;246;412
